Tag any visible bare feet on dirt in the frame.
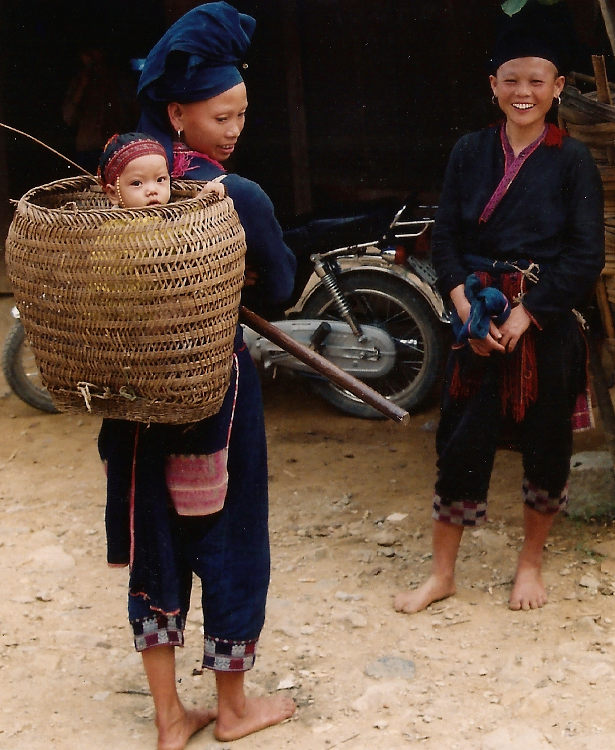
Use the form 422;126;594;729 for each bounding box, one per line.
393;574;456;614
214;695;296;742
509;563;548;611
157;707;216;750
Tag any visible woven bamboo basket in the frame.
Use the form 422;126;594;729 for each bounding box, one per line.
5;175;246;423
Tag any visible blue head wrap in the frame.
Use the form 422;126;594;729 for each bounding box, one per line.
137;2;255;163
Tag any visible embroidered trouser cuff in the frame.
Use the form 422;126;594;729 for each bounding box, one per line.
132;616;258;671
523;478;568;514
203;635;257;672
133;613;184;651
433;478;568;528
432;496;488;527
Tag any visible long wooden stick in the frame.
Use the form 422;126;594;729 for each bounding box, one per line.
239;306;410;425
0;122;95;177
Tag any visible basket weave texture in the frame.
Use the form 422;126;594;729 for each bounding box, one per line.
6;176;246;423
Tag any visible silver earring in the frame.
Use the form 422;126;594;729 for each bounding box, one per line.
555;95;561;105
492;95;498;105
176;129;183;141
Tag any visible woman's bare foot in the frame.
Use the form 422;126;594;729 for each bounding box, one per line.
157;707;217;750
214;694;296;742
509;563;547;611
393;574;456;614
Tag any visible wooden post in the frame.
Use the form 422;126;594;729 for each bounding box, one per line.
280;0;312;216
592;54;613;105
598;0;615;58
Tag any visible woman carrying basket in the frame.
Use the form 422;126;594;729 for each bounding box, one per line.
97;3;297;748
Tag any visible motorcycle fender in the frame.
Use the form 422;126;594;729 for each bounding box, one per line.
290;258;449;323
242;319;396;378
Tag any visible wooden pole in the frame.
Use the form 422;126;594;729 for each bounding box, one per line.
280;0;312;215
592;54;613;105
239;306;410;425
598;0;615;58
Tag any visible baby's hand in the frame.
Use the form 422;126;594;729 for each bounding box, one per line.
196;181;226;200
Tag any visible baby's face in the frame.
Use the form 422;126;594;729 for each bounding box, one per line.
108;153;171;208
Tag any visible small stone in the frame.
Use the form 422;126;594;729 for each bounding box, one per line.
378;546;396;558
276;676;296;690
579;574;600;591
335;591;363;602
373;530;397;546
364;656;416;680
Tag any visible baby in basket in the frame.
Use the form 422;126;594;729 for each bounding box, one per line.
98;131;225;208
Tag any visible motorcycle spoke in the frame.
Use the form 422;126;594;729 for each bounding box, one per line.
302;271;445;414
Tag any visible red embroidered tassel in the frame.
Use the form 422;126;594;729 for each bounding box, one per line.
498;270;539;421
448;269;539;421
543;123;566;148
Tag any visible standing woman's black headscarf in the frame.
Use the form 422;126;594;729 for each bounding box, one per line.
137;2;255;165
488;0;580;75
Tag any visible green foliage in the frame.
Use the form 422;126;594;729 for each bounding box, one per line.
501;0;563;17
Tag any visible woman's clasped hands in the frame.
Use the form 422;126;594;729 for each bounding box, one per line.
451;284;531;356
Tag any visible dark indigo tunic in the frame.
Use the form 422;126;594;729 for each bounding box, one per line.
100;152;296;642
432;126;604;329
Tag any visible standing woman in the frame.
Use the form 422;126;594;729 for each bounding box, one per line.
394;3;604;615
98;3;296;749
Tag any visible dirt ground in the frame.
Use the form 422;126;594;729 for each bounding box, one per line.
2;293;615;750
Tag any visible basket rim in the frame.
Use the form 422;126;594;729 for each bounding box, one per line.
14;175;222;217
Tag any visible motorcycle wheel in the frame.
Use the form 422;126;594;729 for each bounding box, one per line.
2;319;58;413
301;271;446;418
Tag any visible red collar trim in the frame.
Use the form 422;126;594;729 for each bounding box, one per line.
543;123;567;147
489;120;566;149
171;142;226;177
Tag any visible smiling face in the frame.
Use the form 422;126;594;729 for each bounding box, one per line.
105;153;171;208
167;83;248;163
490;57;565;138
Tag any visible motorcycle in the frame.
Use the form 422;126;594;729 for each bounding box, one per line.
2;199;449;418
243;199;448;418
3;304;58;413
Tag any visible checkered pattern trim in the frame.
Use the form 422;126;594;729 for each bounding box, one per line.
132;613;184;652
202;635;257;672
432;495;488;527
523;478;568;514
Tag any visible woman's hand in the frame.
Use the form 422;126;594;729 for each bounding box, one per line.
469;321;506;357
497;304;531;353
450;284;505;357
